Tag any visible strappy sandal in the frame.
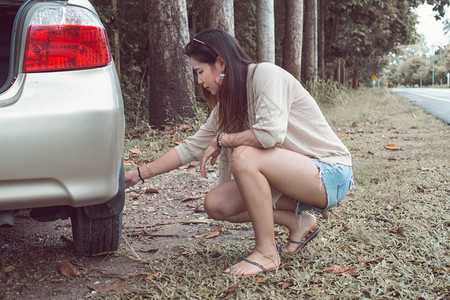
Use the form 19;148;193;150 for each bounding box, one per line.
281;227;320;254
224;255;279;276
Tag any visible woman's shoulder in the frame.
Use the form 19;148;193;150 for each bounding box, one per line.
250;62;292;80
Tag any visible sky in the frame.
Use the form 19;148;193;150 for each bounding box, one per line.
415;3;449;52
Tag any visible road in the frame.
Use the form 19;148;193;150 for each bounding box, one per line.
390;88;450;124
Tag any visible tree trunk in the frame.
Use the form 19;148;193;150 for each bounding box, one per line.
302;0;315;82
112;0;120;77
148;0;195;128
318;0;325;79
207;0;234;36
283;0;303;81
257;0;275;63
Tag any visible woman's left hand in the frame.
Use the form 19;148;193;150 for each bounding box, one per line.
200;137;222;177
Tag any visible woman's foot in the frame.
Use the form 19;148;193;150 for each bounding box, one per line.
282;212;318;254
223;249;280;276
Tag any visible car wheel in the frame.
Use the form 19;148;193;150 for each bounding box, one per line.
71;207;122;256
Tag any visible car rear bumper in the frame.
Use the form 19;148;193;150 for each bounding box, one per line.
0;64;125;210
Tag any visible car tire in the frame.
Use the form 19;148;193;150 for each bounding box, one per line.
71;207;122;256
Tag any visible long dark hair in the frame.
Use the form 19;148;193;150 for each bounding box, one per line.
185;29;255;133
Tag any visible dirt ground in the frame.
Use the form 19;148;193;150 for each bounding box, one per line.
0;165;252;299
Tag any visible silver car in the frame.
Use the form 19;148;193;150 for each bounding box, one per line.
0;0;125;256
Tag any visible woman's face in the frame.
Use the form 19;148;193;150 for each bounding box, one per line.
190;57;224;95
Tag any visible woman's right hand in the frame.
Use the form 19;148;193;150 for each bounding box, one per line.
124;169;141;188
200;137;222;177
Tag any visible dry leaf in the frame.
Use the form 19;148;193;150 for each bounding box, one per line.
322;265;357;276
144;188;159;194
384;144;401;150
3;266;14;273
87;282;129;292
130;147;142;155
145;271;161;280
344;268;358;275
60;260;80;277
255;277;263;283
281;282;294;289
359;256;384;264
192;228;222;239
227;284;239;293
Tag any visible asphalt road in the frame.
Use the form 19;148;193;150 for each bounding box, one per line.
390;88;450;124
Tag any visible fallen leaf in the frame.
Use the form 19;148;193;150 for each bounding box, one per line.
226;284;239;293
144;188;159;194
192;228;222;239
281;282;294;289
322;265;348;273
180;124;193;132
358;256;384;264
384;144;401;151
344;268;358;275
44;278;61;284
145;271;161;280
322;265;358;276
60;260;80;277
3;266;15;273
87;282;129;292
130;147;142;155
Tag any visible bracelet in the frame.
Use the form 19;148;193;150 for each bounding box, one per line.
137;167;145;183
217;132;227;149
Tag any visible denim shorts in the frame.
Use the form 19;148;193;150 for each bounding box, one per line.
294;160;353;215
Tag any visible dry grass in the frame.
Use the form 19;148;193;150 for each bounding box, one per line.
113;88;449;299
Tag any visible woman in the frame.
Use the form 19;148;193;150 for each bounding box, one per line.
125;29;353;276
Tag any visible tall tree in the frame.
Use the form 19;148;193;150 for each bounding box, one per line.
318;0;325;79
257;0;275;63
282;0;303;81
302;0;316;81
148;0;195;127
207;0;234;36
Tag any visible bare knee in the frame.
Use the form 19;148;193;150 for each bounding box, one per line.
230;146;258;175
204;192;225;220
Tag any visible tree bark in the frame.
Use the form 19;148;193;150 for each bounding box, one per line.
302;0;315;82
283;0;303;81
148;0;195;128
257;0;275;63
112;0;120;76
318;0;325;79
207;0;234;36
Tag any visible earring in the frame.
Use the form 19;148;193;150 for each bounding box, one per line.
215;73;225;85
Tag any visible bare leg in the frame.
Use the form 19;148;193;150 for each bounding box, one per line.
205;185;318;255
207;146;326;275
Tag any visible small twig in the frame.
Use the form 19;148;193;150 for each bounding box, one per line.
122;235;141;261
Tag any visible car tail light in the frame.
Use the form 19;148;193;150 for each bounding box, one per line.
23;5;111;73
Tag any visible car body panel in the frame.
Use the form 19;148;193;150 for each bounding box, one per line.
0;64;124;210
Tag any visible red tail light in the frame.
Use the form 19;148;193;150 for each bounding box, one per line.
23;24;111;73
